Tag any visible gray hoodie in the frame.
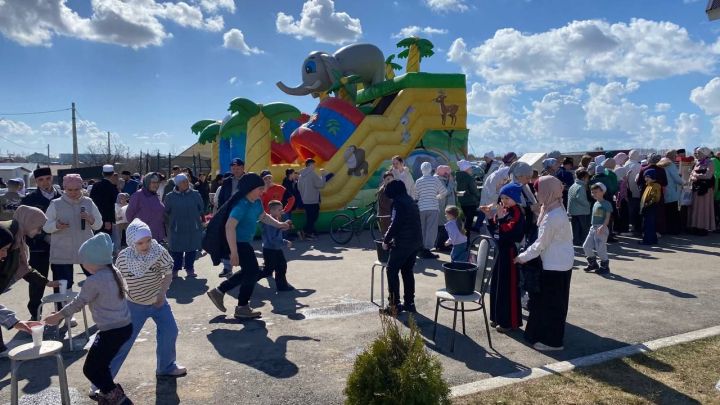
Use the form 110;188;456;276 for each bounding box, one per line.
297;166;326;205
60;266;131;331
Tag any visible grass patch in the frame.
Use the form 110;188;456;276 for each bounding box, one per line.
454;335;720;405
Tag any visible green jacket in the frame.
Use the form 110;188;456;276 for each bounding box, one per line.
455;171;480;206
712;157;720;201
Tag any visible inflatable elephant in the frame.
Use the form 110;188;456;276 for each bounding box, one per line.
277;43;385;98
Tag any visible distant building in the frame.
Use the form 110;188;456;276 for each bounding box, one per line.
0;164;32;187
26;153;53;164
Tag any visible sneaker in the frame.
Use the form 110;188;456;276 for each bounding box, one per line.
100;384;132;405
533;342;564;351
88;387;99;401
403;303;417;313
218;269;232;278
495;326;511;334
583;257;599;272
379;304;403;317
206;288;227;312
157;366;187;377
233;305;261;319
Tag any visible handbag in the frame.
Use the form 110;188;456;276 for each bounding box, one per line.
518;255;542;294
680;187;693;206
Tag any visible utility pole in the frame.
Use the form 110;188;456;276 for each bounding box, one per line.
71;102;78;168
107;131;111;162
47;144;50;166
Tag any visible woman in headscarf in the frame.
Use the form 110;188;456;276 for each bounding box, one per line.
688;147;716;234
164;174;205;278
516;176;574;351
612;152;630;234
0;206;58;351
44;174;103;295
659;151;683;235
434;165;455;251
509;161;540;244
126;172;166;242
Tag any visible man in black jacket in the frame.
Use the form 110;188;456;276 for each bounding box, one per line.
217;158;245;208
21;167;61;320
90;164;119;235
381;180;423;315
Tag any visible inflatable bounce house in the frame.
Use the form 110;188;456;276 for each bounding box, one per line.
191;37;468;230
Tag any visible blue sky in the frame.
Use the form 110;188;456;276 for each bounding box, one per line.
1;0;720;157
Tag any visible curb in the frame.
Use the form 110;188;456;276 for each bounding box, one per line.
450;325;720;398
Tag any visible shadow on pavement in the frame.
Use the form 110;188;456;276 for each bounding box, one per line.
250;282;315;320
167;277;210;304
600;273;697;298
155;375;180;405
206;320;318;378
573;350;700;404
405;313;529;377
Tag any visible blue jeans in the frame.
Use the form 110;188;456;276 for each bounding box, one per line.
450;243;468;262
93;300;179;389
170;251;196;274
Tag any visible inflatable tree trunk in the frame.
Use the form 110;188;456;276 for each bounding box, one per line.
245;112;271;174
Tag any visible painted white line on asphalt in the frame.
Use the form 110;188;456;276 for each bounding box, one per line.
450;325;720;398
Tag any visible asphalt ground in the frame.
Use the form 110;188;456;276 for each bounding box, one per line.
1;232;718;404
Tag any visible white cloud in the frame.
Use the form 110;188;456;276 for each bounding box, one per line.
425;0;469;13
467;80;705;153
0;0;227;48
392;25;448;39
256;81;264;85
466;82;518;117
229;76;238;85
276;0;362;45
448;19;718;89
690;77;720;115
222;28;263;55
655;103;671;113
199;0;236;13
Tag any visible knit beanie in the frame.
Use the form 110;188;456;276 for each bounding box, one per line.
126;218;152;247
499;182;523;204
78;233;114;265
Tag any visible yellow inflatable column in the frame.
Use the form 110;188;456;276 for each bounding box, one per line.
245;112;271;174
211;139;220;175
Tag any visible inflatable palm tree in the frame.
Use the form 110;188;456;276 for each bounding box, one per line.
396;37;435;73
385;54;402;80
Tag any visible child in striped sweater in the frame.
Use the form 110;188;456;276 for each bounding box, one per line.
90;219;186;398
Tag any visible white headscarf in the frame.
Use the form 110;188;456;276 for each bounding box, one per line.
124;218;164;277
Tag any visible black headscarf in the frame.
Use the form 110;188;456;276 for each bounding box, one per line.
235;172;264;198
0;226;13;250
384;179;408;200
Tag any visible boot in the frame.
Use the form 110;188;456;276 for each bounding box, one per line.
597;260;610;274
583;257;599;272
233;305;261;319
98;384;133;405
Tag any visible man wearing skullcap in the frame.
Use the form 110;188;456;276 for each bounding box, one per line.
90;165;119;235
21;166;62;319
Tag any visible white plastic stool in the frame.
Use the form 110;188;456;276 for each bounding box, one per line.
9;341;70;405
370;260;387;307
38;292;90;351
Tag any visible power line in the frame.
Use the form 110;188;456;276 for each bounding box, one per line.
0;107;71;116
0;134;48;151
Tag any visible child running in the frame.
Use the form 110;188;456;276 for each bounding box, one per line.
583;183;612;274
44;233;133;405
257;200;294;291
484;182;525;333
443;205;468;262
89;219;186;399
206;173;290;319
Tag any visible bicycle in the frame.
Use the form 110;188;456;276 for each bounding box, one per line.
329;202;387;245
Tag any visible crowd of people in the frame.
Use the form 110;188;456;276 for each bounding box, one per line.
0;145;717;403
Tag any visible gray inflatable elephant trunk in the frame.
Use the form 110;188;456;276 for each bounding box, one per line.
276;43;385;98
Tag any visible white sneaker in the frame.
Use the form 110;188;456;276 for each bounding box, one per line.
533;342;564;351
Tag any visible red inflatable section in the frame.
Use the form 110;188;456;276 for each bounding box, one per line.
320;97;365;126
291;126;337;161
271;141;298;164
